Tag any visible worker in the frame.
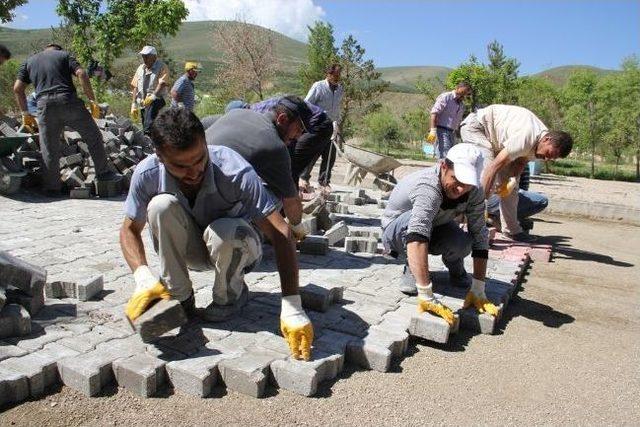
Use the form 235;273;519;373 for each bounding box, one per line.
120;108;314;360
427;81;473;159
130;46;170;135
170;61;201;111
206;96;313;241
251;96;333;189
0;44;11;65
13;43;120;197
301;63;344;194
381;143;498;324
460;104;573;241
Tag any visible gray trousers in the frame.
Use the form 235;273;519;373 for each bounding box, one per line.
382;211;471;276
36;93;110;191
147;194;262;303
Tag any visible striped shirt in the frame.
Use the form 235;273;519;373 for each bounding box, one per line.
171;74;196;111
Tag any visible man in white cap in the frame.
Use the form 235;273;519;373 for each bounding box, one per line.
381;143;498;325
130;45;170;134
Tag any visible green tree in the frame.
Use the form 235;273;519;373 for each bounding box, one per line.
446;55;495;109
364;108;401;154
487;40;520;104
338;34;389;138
0;0;28;23
298;21;338;90
515;76;563;129
619;55;640;180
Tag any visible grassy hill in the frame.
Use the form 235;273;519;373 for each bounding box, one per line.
377;66;452;92
533;65;616;85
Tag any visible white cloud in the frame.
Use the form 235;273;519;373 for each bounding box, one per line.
184;0;325;41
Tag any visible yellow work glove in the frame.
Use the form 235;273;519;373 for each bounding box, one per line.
289;222;308;242
426;128;437;143
21;112;37;132
130;102;140;121
463;278;499;316
496;177;517;198
143;93;157;107
416;283;455;325
280;295;314;360
125;265;171;322
89;101;101;119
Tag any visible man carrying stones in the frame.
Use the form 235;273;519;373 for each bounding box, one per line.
206;96;313;241
460;104;573;241
381;143;498;325
120;108;314;360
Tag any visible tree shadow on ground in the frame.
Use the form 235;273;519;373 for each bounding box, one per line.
536;234;634;267
498;294;575;331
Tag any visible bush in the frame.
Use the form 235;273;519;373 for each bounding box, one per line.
363;109;402;154
0;59;20;114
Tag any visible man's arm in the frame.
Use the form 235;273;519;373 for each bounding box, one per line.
407;241;430;285
282;196;302;225
153;65;169;97
429;113;437;129
119;217;148;272
75;68;96;102
481;148;512;198
13;80;28;112
255;211;299;296
472;257;487;281
510;157;529;178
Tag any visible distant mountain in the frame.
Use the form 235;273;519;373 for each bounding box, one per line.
533;65;617;86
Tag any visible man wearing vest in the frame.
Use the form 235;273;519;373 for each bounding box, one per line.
130;46;170;135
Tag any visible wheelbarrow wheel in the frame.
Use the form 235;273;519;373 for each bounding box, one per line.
0;171;22;195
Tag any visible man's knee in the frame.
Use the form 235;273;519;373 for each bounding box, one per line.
205;218;260;249
147;193;181;225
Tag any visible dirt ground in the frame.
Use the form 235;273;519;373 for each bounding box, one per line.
1;212;638;426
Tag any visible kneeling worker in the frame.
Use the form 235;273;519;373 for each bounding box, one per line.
381;143;498;324
119;109;313;360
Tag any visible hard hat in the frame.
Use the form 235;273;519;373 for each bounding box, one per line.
185;61;202;71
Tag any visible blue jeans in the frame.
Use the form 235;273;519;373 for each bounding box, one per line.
435;127;455;159
142;97;166;135
487;190;549;221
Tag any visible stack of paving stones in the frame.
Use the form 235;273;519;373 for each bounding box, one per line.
0;184;544;407
0;113;153;198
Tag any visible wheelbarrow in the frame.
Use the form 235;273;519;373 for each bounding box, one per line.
338;139;402;191
0;127;40;195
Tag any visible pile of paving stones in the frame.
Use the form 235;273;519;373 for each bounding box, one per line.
0;187;553;406
0;113;153;198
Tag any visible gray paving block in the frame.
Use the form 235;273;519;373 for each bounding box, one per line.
0;352;57;397
94;179;122;198
299;235;329;255
132;299;187;343
344;237;378;254
113;354;166;397
270;358;319;396
218;353;276;398
344;327;407;373
0;287;5;311
0;251;47;296
299;282;344;312
59;153;83;168
323;221;349;246
5;282;45;315
408;313;456;344
0;304;31;339
0;343;28;361
300;216;317;235
0;365;29;406
166;348;232;397
76;275;104;301
58;324;129;352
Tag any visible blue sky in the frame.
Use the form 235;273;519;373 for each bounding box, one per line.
5;0;639;74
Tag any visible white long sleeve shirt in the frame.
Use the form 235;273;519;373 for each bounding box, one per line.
305;79;344;122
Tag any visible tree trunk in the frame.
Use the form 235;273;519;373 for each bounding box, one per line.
588;100;595;179
636;148;639;182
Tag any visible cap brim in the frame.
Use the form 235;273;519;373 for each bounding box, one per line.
453;164;480;187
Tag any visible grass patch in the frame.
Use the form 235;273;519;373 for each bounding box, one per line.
547;158;638;182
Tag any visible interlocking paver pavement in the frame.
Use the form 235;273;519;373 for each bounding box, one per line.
0;186;540;403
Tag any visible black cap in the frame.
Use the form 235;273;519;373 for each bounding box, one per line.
277;95;312;132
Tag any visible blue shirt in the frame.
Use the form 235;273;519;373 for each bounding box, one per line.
124;145;277;229
171;74;195;111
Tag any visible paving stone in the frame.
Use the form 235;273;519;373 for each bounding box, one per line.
76;275;104;301
218;353;276;398
343;194;366;205
59;153;83;168
166;348;233;397
299;282;344;312
440;296;502;335
0;343;28;361
58;324;128;352
270;356;320;397
113;354;166;397
300;216;317;235
323;221;349;246
0;365;29;406
132;299;187;343
0;351;58;397
344;237;378;254
408;313;456;344
4;283;45;315
94;179;122;198
299;236;329;255
0;304;31;339
345;327;404;372
0;250;47;296
0;287;5;311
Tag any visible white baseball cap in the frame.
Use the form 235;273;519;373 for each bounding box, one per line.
139;45;157;55
445;143;484;187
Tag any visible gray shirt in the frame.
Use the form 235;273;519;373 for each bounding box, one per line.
305;79;343;122
17;50;81;100
205;109;297;199
123;145;277;229
381;163;489;252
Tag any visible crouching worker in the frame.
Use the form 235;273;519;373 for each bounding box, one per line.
381;143;498;324
119;108;313;360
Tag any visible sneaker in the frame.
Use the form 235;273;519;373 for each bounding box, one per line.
398;265;418;296
197;284;249;322
96;170;123;182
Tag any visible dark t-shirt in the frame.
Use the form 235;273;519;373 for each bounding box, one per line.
205;109;297;199
17;50;81;99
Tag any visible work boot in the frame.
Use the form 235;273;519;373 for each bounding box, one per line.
197;284;249;322
398;264;418;296
505;232;538;243
180;291;196;318
520;218;534;231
